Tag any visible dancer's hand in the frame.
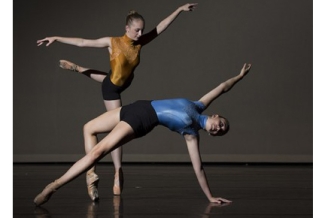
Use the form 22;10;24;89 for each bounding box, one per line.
37;37;56;46
179;3;198;12
239;63;252;78
209;197;232;204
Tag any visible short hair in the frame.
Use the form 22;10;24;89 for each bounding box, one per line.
126;10;145;26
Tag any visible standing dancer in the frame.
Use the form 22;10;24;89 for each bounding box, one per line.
34;63;252;206
37;3;198;200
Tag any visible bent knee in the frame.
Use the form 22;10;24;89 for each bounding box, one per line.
83;121;96;135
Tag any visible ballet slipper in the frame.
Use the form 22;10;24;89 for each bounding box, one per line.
59;60;79;72
34;180;60;206
86;172;99;201
113;168;124;195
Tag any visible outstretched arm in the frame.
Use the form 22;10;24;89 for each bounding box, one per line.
37;36;111;48
184;134;231;204
156;3;197;35
199;63;252;108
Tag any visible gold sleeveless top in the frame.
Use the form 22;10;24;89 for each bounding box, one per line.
109;35;141;86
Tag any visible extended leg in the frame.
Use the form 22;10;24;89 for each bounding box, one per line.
34;120;135;206
59;60;107;83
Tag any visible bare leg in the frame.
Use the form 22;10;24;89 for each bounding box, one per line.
103;100;125;195
60;59;125;196
84;102;120;201
84;100;123;200
34;111;135;206
59;60;107;83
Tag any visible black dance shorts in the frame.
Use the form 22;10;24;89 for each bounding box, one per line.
102;71;134;100
120;100;159;138
82;69;134;100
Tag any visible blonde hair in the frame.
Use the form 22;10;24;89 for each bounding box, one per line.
126;10;144;25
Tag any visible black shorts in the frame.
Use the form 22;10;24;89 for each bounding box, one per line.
120;100;159;138
102;71;134;100
82;69;133;100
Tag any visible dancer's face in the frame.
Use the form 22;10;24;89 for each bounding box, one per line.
126;19;144;41
206;115;228;136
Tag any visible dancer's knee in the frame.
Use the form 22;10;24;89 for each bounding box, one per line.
83;121;96;136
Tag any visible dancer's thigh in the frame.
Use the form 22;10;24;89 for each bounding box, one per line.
85;108;121;134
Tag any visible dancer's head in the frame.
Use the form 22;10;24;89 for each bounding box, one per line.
205;114;229;136
125;10;145;41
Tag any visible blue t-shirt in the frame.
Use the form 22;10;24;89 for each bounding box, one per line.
151;98;208;135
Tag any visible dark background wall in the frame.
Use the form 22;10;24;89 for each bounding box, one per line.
13;0;312;163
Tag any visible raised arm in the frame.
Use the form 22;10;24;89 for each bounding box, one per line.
184;134;231;204
36;36;111;48
199;63;252;108
156;3;197;35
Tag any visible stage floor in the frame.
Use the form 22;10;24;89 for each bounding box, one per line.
13;163;312;218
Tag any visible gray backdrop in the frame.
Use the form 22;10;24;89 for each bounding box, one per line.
14;0;312;163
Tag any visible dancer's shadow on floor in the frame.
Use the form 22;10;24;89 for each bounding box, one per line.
33;196;230;218
33;206;52;218
201;201;232;218
33;196;123;218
